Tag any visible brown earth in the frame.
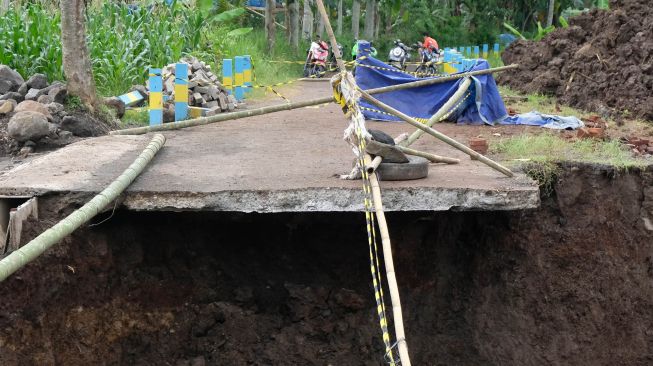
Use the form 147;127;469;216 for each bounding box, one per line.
498;0;653;121
0;163;652;365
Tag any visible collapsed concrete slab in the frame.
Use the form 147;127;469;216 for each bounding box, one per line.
0;110;539;212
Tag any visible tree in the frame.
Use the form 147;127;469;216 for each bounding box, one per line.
60;0;99;110
352;0;360;39
302;0;314;39
546;0;555;27
363;0;375;39
265;0;276;54
289;0;300;48
337;0;343;35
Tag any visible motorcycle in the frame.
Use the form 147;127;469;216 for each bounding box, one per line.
303;40;329;78
328;43;344;70
387;40;412;71
414;44;442;76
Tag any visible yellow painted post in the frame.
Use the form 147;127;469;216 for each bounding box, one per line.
223;58;233;94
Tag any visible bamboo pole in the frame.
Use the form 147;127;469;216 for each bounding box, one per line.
394;145;460;165
364;64;517;96
313;0;411;364
357;87;514;177
112;65;516;136
0;134;167;282
367;77;473;172
368;163;410;365
110;96;335;135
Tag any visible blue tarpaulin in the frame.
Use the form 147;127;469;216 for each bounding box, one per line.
355;41;508;125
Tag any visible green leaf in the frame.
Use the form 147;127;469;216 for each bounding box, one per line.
503;22;526;40
214;8;246;23
559;15;569;28
227;27;253;37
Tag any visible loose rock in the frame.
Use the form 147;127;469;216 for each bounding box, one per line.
26;73;48;89
25;88;40;101
0;92;24;103
104;97;126;118
48;85;68;104
37;95;54;105
0;65;24;90
0;80;13;94
15;100;53;121
8;111;51;142
0;99;16;114
17;82;29;96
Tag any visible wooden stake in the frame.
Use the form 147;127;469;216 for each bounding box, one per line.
314;0;412;364
395;145;460;165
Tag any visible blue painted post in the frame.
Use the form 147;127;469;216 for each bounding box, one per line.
482;44;489;58
243;55;252;95
174;63;188;122
223;58;233;94
234;56;245;101
466;46;472;57
493;43;500;53
473;46;480;58
149;68;163;126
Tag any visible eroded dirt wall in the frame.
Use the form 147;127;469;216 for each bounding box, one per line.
0;164;651;365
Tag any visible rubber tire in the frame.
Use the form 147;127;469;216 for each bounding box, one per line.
376;156;429;181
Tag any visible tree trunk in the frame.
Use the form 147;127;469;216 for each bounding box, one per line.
317;5;325;38
285;0;290;39
385;4;392;34
336;0;343;35
373;0;380;40
265;0;276;54
363;0;374;40
546;0;555;27
289;0;300;48
352;0;360;39
302;0;313;40
60;0;99;111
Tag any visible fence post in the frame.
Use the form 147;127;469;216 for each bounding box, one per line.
493;43;500;54
174;63;188;122
149;68;163;126
466;46;472;57
482;44;489;58
243;55;252;95
473;46;480;58
223;58;233;94
234;56;245;101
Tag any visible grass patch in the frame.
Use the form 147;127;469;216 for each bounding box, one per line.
492;133;646;169
491;133;647;195
121;108;150;127
499;86;586;117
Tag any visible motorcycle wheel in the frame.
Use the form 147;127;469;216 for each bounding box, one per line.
316;65;326;78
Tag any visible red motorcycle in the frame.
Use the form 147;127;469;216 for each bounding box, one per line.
303;40;329;78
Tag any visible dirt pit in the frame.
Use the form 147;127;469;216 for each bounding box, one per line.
498;0;653;121
1;164;652;365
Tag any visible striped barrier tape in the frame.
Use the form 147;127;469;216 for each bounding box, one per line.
360;90;472;124
354;62;448;78
333;78;398;365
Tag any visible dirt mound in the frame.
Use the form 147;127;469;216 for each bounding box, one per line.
498;0;653;120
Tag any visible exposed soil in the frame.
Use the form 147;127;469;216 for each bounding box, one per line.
498;0;653;121
1;163;652;365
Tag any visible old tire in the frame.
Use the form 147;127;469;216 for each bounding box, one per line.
376;156;429;181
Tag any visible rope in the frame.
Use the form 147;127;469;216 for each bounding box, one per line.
360;91;472;123
332;74;398;365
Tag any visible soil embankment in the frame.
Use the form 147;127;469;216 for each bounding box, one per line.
498;0;653;121
0;164;652;365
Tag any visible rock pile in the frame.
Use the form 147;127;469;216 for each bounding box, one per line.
0;65;106;154
130;57;238;121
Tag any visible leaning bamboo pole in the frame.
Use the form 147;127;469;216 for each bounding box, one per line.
314;0;412;363
357;87;514;177
111;65;517;136
395;145;460;165
366;77;473;172
0;134;167;282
